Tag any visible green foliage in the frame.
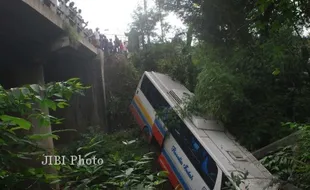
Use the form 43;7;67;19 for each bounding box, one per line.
0;78;87;189
105;55;141;131
0;78;167;189
262;122;310;189
59;126;167;189
130;42;179;71
62;126;149;158
195;61;246;122
192;27;310;150
130;40;200;91
131;5;162;42
130;2;171;47
127;0;310;187
63;22;80;46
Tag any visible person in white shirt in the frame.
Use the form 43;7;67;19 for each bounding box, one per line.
76;9;83;31
93;28;100;48
58;0;69;20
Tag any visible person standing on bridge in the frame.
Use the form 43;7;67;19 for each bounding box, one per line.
100;34;107;51
103;36;109;54
58;0;69;20
108;39;114;54
93;28;100;48
76;9;83;33
119;40;124;53
114;35;120;53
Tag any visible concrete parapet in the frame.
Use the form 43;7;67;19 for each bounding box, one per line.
253;131;300;160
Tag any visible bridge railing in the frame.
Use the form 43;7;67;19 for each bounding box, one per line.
39;0;93;45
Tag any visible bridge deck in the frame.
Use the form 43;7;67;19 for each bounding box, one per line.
0;0;97;61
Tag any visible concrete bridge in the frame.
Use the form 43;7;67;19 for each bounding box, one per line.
0;0;107;147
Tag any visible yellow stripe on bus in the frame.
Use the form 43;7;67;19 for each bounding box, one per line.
134;95;153;126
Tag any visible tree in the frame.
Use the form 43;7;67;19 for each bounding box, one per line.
125;28;140;52
131;5;161;48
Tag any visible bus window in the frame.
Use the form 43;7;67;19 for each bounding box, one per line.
202;156;209;174
140;76;169;110
168;115;218;189
191;137;199;152
199;148;218;189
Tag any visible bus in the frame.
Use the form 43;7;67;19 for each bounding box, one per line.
129;71;279;190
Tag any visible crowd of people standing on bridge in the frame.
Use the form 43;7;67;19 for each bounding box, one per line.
40;0;128;55
89;28;128;54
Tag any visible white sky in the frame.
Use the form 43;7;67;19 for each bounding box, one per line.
71;0;308;41
73;0;185;41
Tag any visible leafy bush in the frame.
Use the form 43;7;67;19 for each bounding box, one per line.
59;126;167;189
105;54;141;131
0;78;167;190
262;123;310;189
0;78;87;189
61;126;149;160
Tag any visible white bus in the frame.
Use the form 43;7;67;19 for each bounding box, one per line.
130;71;279;190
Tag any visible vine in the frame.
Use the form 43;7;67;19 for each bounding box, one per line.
63;22;80;46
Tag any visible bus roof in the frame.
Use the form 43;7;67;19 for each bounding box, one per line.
145;71;278;189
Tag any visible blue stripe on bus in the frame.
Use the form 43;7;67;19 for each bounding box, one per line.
131;101;152;132
154;118;166;136
162;149;190;190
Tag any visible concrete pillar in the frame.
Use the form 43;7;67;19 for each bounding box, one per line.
97;50;108;130
14;62;54;152
14;62;58;189
27;64;55;152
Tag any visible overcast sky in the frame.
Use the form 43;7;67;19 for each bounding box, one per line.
70;0;309;40
72;0;185;40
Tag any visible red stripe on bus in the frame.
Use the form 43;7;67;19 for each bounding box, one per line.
129;104;144;129
158;153;180;188
152;123;164;146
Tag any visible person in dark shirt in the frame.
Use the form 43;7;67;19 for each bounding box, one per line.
108;39;114;54
103;36;109;54
114;35;120;53
99;34;105;50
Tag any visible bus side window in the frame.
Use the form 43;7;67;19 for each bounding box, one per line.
167;112;219;190
204;154;218;184
191;138;200;152
201;156;209;174
195;141;218;189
